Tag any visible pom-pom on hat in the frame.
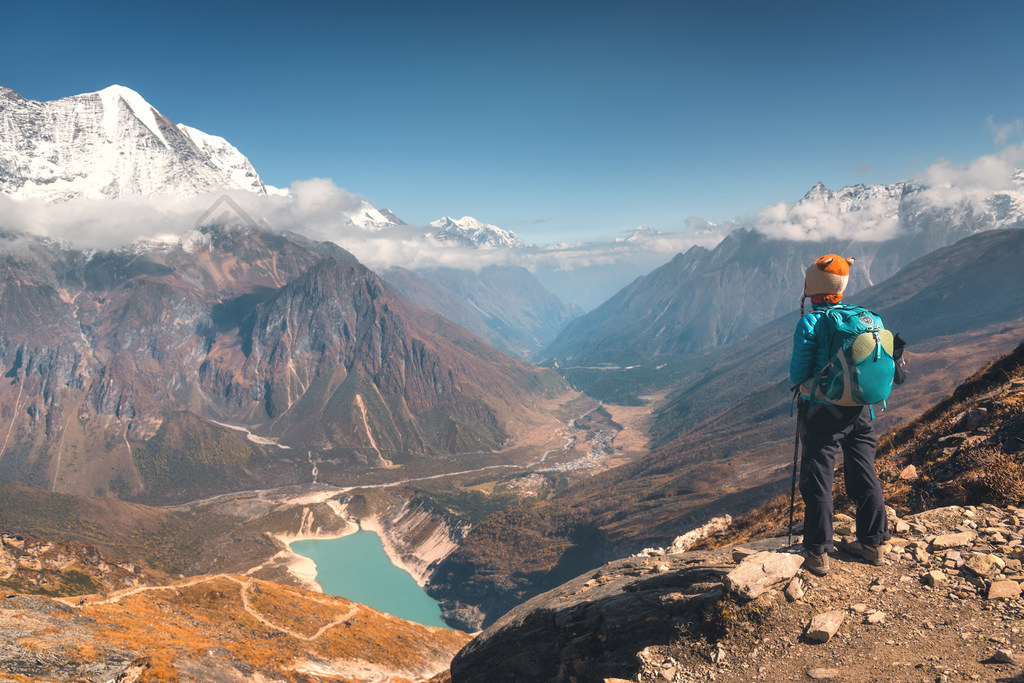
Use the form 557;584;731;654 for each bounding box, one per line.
802;254;855;313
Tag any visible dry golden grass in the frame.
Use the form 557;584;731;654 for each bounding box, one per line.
65;573;470;682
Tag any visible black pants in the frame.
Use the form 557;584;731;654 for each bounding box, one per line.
798;401;889;555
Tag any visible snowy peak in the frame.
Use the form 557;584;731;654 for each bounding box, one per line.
752;175;1024;245
96;84;172;146
177;123;266;195
429;216;526;248
615;225;664;243
0;84;268;201
348;201;407;231
796;180;906;213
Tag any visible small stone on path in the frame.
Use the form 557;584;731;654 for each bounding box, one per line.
807;668;841;680
930;532;977;550
965;553;998;577
725;551;805;601
785;576;804;602
806;610;845;643
987;580;1022;600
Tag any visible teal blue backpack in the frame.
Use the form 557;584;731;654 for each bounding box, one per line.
800;304;895;418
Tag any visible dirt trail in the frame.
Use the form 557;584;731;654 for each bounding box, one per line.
77;573;361;642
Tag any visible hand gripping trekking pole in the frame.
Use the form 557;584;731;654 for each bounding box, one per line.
789;388;801;546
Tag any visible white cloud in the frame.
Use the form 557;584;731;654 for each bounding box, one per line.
0;191;254;250
750;188;903;243
0;179;725;300
986;116;1024;147
4;141;1020;298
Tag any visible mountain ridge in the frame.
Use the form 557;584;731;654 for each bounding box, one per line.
542;175;1024;375
0;225;573;503
0;84;268;201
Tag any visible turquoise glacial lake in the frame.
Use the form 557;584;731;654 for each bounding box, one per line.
290;530;449;629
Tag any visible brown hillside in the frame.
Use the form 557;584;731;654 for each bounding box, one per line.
0;573;470;682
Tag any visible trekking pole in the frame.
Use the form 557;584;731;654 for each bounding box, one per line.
788;390;801;546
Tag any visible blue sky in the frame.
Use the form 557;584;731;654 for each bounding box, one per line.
5;0;1024;243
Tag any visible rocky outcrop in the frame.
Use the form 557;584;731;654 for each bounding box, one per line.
451;504;1024;682
0;533;165;597
450;549;735;682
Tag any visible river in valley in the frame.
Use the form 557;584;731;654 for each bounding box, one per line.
290;530;449;629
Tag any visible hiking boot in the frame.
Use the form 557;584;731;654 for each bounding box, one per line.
803;551;830;576
842;539;885;566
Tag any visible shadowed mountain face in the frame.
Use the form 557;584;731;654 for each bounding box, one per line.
383;265;580;361
0;226;568;503
652;227;1024;448
542;231;837;365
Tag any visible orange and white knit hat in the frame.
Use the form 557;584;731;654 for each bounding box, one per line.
802;254;854;312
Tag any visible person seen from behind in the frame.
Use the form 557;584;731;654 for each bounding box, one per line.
789;254;891;576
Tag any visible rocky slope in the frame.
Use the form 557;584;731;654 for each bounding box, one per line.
0;532;167;598
449;341;1024;681
0;225;572;503
0;85;268;201
450;504;1024;682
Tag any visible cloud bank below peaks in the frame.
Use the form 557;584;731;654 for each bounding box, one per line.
749;145;1024;243
0;178;726;276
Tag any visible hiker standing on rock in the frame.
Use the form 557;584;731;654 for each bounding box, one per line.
790;254;894;576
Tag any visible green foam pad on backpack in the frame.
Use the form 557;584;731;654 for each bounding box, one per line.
850;330;894;363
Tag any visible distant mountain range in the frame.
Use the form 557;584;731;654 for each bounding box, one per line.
428;216;526;249
543;176;1024;374
382;265;579;360
0;83;577;386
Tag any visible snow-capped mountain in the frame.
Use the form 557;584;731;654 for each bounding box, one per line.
544;174;1024;369
429;216;526;248
0;84;268;201
756;176;1024;245
350;203;407;230
615;225;664;243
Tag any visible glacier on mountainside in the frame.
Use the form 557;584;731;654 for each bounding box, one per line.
0;84;267;201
